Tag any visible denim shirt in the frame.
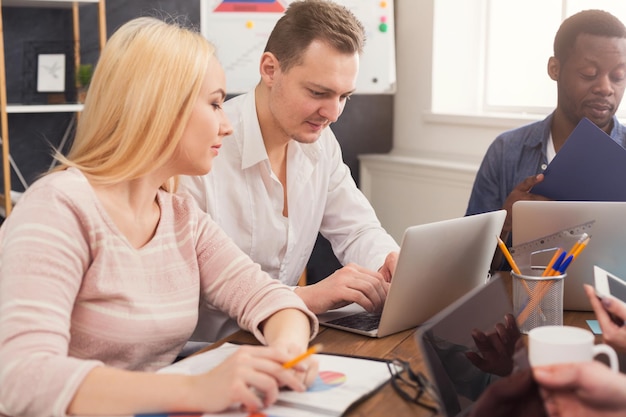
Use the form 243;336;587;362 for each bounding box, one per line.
465;113;626;217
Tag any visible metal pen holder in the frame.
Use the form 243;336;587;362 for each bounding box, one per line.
512;268;566;334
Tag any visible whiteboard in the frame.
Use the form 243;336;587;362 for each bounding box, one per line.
200;0;396;94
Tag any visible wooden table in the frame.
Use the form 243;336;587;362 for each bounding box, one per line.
209;273;598;417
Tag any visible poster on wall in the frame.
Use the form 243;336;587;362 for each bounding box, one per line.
200;0;396;94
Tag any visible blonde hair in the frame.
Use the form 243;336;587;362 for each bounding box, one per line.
53;17;216;192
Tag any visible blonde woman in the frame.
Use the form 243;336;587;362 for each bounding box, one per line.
0;17;318;417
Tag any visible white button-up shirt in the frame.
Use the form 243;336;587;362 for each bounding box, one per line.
180;91;399;342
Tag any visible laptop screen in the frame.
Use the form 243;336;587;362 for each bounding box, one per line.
415;274;522;417
513;200;626;311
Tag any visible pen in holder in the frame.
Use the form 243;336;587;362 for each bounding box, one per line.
513;268;566;334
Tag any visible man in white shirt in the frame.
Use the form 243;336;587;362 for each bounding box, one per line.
181;0;399;342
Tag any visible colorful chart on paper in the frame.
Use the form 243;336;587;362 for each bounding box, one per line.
246;371;347;416
307;370;347;392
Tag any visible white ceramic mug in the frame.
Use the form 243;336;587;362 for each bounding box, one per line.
528;325;619;371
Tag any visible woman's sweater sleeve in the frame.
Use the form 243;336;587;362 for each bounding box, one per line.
0;181;103;417
193;209;318;344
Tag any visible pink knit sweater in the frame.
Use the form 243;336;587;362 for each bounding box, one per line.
0;168;317;417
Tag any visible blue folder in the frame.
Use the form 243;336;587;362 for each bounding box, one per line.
531;117;626;201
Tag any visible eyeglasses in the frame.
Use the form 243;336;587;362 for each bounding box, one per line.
387;359;440;414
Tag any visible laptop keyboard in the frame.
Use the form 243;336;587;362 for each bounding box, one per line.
326;311;382;332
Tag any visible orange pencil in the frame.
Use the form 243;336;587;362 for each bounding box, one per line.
282;344;323;369
566;233;588;261
571;236;590;260
567;234;585;257
519;248;563;324
519;248;574;324
517;282;552;325
496;235;521;275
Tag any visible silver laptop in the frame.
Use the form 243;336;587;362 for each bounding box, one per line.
513;201;626;311
318;210;507;337
415;274;520;417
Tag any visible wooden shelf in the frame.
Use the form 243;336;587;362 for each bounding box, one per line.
0;0;106;216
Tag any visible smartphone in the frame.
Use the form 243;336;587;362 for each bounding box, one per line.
594;265;626;326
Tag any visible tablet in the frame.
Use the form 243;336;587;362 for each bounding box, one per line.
415;274;523;417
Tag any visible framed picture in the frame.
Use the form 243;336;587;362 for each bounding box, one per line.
22;41;76;104
36;53;66;92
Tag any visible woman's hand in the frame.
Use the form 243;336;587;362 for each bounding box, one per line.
192;344;312;413
585;284;626;352
271;341;320;388
260;308;319;388
533;361;626;417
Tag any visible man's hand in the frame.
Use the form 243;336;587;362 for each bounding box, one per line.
378;251;399;282
466;314;521;376
502;174;549;234
294;263;389;314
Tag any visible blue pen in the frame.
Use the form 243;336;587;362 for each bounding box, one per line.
558;254;574;274
549;252;567;275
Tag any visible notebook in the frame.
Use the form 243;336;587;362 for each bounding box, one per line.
530;117;626;201
317;210;507;337
513;200;626;311
415;274;520;417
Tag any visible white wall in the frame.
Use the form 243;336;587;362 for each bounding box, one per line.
359;0;540;242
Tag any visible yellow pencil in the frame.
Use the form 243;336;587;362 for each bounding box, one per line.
571;236;590;260
496;235;521;275
282;343;323;369
566;233;588;261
